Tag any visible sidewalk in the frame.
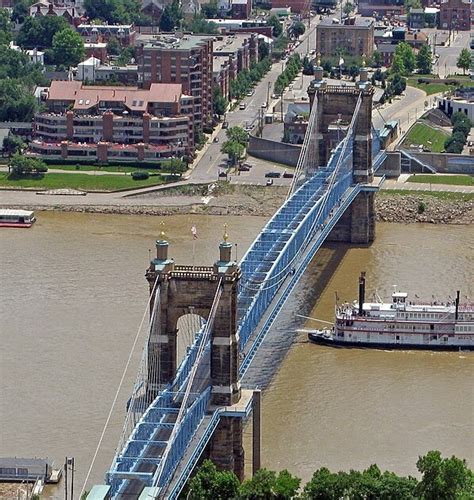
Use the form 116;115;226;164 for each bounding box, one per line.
382;179;474;194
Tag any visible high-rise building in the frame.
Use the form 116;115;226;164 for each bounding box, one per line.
137;34;214;129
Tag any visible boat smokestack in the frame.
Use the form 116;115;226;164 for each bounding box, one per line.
358;272;366;316
455;290;460;320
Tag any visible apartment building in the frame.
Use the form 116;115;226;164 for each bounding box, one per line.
316;17;375;58
30;81;195;164
439;0;471;31
136;34;213;128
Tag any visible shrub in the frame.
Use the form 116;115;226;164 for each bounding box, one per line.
132;171;149;180
417;201;426;214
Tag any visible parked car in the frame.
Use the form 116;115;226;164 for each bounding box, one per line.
246;90;255;96
283;171;294;178
266;179;274;186
222;121;229;129
239;103;246;110
241;162;253;169
239;164;251;171
265;171;281;178
261;102;267;108
213;137;219;143
219;170;228;178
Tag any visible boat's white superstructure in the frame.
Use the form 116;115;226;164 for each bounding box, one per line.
308;273;474;350
0;209;36;227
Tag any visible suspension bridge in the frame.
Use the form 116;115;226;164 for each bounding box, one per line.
86;65;390;499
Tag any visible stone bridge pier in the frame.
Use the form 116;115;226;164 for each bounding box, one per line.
144;231;246;480
308;63;376;244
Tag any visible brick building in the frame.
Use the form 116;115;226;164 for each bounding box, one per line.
439;0;471;31
29;1;84;25
270;0;308;14
316;17;375;58
231;0;252;18
136;34;214;128
30;81;195;163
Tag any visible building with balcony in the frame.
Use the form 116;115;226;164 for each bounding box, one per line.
31;81;195;164
136;34;214;128
439;0;471;31
316;17;375;58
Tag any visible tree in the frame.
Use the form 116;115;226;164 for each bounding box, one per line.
302;56;314;75
12;0;33;24
226;126;248;146
416;451;474;500
186;14;218;35
258;39;269;61
290;21;305;37
165;158;187;177
0;8;12;46
404;0;421;12
0;79;37;122
343;1;355;16
213;87;228;117
201;0;218;18
107;37;121;56
267;15;283;38
222;140;245;166
159;0;183;32
456;48;471;75
390;73;407;95
185;460;240;500
3;135;25;156
371;50;382;68
116;46;135;66
451;111;472;137
52;28;85;67
9;154;48;176
84;0;142;24
416;44;432;75
391;54;406;76
17;16;69;49
394;42;415;75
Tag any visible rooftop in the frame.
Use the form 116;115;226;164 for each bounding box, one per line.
47;81;185;111
137;33;211;51
214;34;251;54
319;16;374;28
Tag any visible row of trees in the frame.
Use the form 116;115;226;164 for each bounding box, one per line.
444;112;472;154
229;57;272;100
274;54;302;95
184;451;473;499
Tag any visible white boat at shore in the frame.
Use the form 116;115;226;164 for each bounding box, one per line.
307;273;474;351
0;209;36;228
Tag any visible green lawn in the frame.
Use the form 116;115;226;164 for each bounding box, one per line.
43;160;178;173
407;174;474;186
402;122;449;152
0;172;166;191
407;77;471;96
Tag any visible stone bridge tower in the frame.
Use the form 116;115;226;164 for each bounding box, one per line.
144;230;244;479
307;60;376;244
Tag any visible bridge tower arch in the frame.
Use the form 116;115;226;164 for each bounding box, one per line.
145;232;245;479
307;61;376;244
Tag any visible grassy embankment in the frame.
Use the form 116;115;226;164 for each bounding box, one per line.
402;122;449;152
0;172;166;191
406;174;474;186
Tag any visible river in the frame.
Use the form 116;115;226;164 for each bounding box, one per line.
0;212;472;497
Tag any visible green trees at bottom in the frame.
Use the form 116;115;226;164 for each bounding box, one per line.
182;451;473;499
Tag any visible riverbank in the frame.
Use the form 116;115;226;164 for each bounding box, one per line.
376;192;473;224
1;185;473;223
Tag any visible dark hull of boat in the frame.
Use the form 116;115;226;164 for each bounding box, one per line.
307;333;474;351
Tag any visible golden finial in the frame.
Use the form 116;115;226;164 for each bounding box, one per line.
159;221;166;240
223;223;229;243
317;52;321;67
361;54;366;68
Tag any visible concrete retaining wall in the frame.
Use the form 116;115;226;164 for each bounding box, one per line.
248;134;301;167
410;152;474;174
